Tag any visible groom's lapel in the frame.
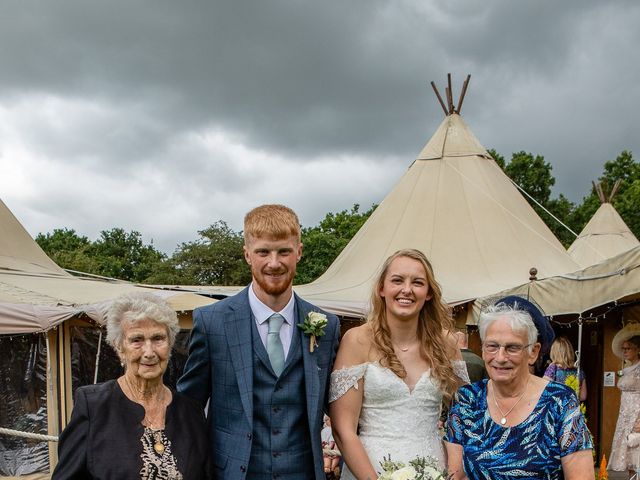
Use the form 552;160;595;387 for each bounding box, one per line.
297;296;320;424
224;288;254;426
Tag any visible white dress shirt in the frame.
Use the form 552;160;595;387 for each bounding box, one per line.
248;283;296;360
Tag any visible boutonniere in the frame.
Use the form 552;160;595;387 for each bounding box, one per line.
297;312;328;353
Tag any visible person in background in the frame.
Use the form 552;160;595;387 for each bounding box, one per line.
178;204;341;479
455;330;487;383
609;323;640;477
321;415;341;479
445;296;593;480
53;292;209;479
543;336;587;401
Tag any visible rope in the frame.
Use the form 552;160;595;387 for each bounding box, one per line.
508;178;579;238
0;427;58;442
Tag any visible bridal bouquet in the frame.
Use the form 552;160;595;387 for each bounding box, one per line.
378;455;450;480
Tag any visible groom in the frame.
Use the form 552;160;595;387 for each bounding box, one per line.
178;204;340;479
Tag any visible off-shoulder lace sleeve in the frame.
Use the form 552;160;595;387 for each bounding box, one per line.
329;363;368;403
452;360;470;384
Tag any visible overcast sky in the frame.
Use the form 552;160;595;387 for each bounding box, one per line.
1;1;638;254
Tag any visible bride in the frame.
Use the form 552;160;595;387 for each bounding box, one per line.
329;249;469;480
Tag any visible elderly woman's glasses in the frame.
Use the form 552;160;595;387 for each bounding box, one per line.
482;342;531;355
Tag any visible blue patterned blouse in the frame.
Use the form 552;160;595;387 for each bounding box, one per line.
445;380;592;479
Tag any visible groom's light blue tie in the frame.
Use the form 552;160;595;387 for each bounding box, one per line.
267;313;285;376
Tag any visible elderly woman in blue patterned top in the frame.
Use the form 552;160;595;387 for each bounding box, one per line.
445;296;594;480
53;292;209;479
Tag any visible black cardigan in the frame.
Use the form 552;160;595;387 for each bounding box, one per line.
52;379;209;479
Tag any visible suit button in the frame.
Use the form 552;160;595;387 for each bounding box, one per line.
272;406;281;413
240;466;246;472
273;452;281;458
273;429;280;435
247;433;252;439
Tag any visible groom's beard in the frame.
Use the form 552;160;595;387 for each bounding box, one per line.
253;266;296;296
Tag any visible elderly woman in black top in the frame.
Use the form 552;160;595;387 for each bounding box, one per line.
53;292;209;479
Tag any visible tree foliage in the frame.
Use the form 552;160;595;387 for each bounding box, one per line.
161;221;251;286
36;228;97;274
36;227;166;282
503;151;555;206
89;228;166;282
296;204;376;284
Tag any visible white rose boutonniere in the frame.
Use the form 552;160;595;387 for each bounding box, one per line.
297;311;328;353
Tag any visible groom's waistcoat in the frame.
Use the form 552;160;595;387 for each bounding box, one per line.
249;317;314;478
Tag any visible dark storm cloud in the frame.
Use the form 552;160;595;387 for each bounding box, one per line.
1;0;639;252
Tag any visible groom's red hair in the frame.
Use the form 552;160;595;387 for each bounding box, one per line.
244;204;301;243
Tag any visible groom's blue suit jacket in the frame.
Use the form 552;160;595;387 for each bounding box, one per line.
177;287;340;479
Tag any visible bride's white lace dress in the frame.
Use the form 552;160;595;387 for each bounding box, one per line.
330;361;469;480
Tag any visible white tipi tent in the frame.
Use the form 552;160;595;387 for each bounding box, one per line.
567;181;639;268
296;79;579;316
0;198;214;333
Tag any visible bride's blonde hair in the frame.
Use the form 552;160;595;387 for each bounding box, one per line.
368;249;461;402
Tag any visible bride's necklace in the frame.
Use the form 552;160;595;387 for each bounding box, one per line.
393;336;418;352
491;378;530;426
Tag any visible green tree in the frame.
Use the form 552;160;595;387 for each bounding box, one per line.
504;151;555;205
166;221;251;286
35;228;97;273
613;179;640;237
36;227;167;282
87;228;166;282
600;150;640;193
296;204;376;284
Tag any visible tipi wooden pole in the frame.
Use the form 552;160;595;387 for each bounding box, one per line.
447;73;454;114
610;179;621;202
430;81;448;115
457;74;471;114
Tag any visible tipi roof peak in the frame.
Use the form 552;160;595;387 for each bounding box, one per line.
416;107;490;161
593;180;621;204
430;73;471;116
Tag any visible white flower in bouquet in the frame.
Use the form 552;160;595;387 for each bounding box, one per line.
390;466;418;480
378;455;450;480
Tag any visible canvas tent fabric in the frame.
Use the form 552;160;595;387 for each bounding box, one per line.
473;245;640;320
293;113;579;316
0;272;215;334
567;202;639;268
0;198;68;276
0;197;215;334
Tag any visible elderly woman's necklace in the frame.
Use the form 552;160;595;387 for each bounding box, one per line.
146;419;166;455
123;376;167;455
491;378;530;426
